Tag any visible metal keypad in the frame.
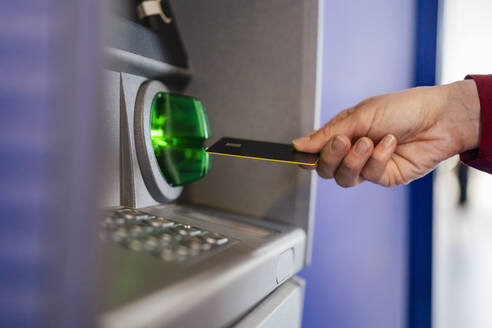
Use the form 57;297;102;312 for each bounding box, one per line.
101;207;233;262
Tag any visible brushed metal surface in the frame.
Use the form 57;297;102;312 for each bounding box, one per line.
105;47;190;83
100;71;121;207
99;2;321;326
170;0;321;264
120;73;160;208
233;277;305;328
99;205;306;328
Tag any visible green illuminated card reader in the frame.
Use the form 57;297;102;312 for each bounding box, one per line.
134;80;211;204
150;92;211;186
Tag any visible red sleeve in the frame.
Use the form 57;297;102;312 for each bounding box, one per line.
459;74;492;174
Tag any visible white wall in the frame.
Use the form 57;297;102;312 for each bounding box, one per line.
435;1;492;327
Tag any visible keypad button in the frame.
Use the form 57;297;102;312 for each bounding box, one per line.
160;232;174;243
187;226;203;237
103;207;233;263
103;216;125;227
179;240;201;256
215;237;229;246
147;217;174;229
166;226;185;239
204;233;229;246
115;208;152;221
112;228;127;242
114;217;126;225
102;217;113;227
176;245;189;257
186;236;211;251
138;224;154;234
160;247;175;262
129;226;146;238
129;240;143;251
174;225;202;237
187;239;202;251
200;243;212;251
134;214;155;221
116;209;139;220
143;237;159;251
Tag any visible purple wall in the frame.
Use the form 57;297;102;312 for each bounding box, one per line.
300;1;415;327
0;1;102;327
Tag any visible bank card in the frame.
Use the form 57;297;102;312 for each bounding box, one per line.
206;137;319;166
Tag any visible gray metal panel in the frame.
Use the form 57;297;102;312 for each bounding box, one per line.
104;15;186;67
105;47;190;84
99;205;306;328
120;72;166;208
102;71;184;206
170;0;321;264
233;277;305;328
100;71;121;207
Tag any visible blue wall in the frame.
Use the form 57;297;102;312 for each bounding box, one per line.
407;1;438;327
300;0;416;327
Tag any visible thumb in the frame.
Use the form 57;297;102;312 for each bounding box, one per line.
293;116;358;153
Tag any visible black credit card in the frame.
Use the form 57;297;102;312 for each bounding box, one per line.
206;137;319;166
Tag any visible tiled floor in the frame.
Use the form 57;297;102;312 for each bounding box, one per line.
434;157;492;328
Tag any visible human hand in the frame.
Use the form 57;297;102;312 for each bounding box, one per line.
293;80;480;187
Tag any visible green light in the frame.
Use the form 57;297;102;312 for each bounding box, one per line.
150;92;211;187
151;129;163;137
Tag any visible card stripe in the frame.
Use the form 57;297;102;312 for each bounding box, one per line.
206;151;319;166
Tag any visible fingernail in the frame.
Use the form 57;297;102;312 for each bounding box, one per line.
293;136;310;148
331;136;346;154
383;135;395;148
355;138;370;155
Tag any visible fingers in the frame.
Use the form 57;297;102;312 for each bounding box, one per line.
333;137;374;187
361;135;397;185
298;132;398;188
314;134;397;188
316;135;351;178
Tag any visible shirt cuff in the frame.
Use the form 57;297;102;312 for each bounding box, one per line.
460;150;492;174
460;74;492;173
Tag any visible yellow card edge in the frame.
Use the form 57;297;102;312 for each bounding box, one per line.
206;151;319;166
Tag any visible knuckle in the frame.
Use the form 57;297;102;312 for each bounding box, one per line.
370;153;386;165
332;107;355;123
342;160;360;173
360;167;377;182
320;123;332;139
320;148;332;162
358;95;380;107
320;145;343;165
354;97;372;109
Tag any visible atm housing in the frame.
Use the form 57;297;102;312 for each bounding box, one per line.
99;1;321;327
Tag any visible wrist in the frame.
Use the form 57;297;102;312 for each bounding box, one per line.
445;80;481;152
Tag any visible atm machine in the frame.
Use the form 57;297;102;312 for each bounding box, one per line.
98;1;321;327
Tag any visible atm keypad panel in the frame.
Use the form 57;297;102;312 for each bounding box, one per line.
101;207;234;262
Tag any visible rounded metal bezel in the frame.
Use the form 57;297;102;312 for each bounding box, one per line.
134;80;183;202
